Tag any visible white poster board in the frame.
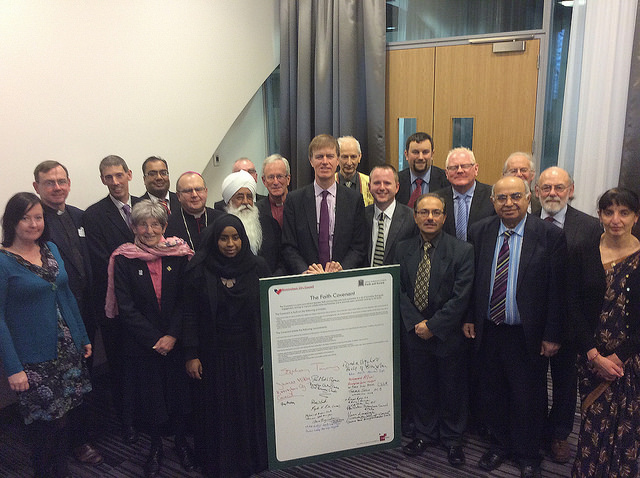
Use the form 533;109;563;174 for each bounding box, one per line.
260;266;400;469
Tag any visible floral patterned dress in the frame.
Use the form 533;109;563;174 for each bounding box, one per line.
572;250;640;478
1;246;91;425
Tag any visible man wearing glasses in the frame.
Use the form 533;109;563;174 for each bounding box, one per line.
258;154;291;229
503;152;541;214
435;147;495;242
534;167;602;464
396;193;473;467
140;156;180;214
464;176;567;478
165;171;223;251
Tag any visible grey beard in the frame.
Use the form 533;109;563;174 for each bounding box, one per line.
226;203;263;254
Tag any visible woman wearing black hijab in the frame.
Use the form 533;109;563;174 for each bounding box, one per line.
183;214;269;478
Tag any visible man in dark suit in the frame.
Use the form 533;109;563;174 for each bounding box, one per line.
365;164;416;267
282;134;367;274
140;156;180;214
83;155;140;444
435;147;495;242
257;154;291;230
214;157;267;210
397;193;474;467
503;152;541;215
463;176;567;478
534;166;602;463
397;132;449;207
32;160;104;466
165;171;223;251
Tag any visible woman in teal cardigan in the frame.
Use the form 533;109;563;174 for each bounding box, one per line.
0;192;92;478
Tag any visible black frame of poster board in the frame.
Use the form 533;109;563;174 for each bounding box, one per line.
260;265;401;470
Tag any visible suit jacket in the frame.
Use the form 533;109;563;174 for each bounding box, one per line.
258;212;283;275
435;181;496;239
364;202;417;265
42;204;94;326
397;166;450;205
281;183;367;273
530;195;542;215
256;196;284;230
396;232;474;357
534;205;604;347
83;195;140;319
164;206;223;251
140;191;180;214
466;214;568;357
113;255;188;357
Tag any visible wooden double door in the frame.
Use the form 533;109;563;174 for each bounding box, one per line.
386;40;540;184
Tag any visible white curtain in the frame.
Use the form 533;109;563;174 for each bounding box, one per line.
557;0;638;215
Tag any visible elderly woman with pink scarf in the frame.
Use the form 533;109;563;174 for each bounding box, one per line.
106;199;194;478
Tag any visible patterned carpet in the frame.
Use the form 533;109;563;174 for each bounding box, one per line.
0;374;576;477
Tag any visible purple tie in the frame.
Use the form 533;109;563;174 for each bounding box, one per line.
318;190;330;266
489;230;514;324
122;204;132;227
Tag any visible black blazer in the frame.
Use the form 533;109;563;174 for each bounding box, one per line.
535;205;603;345
397;166;450;205
43;204;95;333
140;191;181;214
113;255;188;357
281;183;367;273
397;232;474;357
83;195;140;318
258;212;283;275
164;206;223;251
435;181;496;239
256;196;282;229
466;214;568;357
364;202;417;266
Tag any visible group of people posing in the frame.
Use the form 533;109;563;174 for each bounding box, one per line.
0;132;638;478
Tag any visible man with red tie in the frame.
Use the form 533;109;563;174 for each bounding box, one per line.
140;156;180;214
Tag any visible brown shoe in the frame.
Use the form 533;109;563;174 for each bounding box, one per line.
550;438;570;463
73;443;104;466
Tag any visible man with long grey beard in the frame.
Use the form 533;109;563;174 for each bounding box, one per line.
221;170;282;274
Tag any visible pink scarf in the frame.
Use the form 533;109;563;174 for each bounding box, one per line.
105;236;194;318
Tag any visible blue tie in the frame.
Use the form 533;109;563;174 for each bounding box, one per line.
455;194;468;241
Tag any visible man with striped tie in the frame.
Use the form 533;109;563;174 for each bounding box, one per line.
463;176;567;478
396;193;474;467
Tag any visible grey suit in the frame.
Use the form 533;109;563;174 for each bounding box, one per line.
397;231;474;446
364;202;417;266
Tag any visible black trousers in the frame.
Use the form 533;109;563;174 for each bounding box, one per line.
545;340;577;440
478;321;547;464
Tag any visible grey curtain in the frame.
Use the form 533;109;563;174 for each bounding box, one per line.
280;0;386;188
619;4;640;197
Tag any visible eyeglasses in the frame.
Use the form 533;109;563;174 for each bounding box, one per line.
136;222;164;231
144;170;169;178
40;179;69;188
178;187;206;194
538;184;568;194
507;167;533;175
264;174;289;182
415;209;444;218
446;163;475;172
493;193;525;204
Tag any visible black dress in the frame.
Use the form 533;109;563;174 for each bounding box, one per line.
183;214;269;478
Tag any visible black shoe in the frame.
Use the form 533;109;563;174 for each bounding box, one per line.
403;438;434;456
520;463;542;478
122;425;139;445
144;445;163;478
478;448;508;471
175;443;195;472
447;445;465;466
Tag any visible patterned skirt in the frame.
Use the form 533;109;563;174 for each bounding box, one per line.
17;310;92;424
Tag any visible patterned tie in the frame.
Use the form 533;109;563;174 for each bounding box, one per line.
413;241;433;311
408;178;424;208
489;230;514;324
318;190;331;266
122;203;132;227
372;213;385;266
455;194;468;241
160;199;171;216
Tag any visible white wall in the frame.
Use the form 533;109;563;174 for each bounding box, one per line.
0;0;279;211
